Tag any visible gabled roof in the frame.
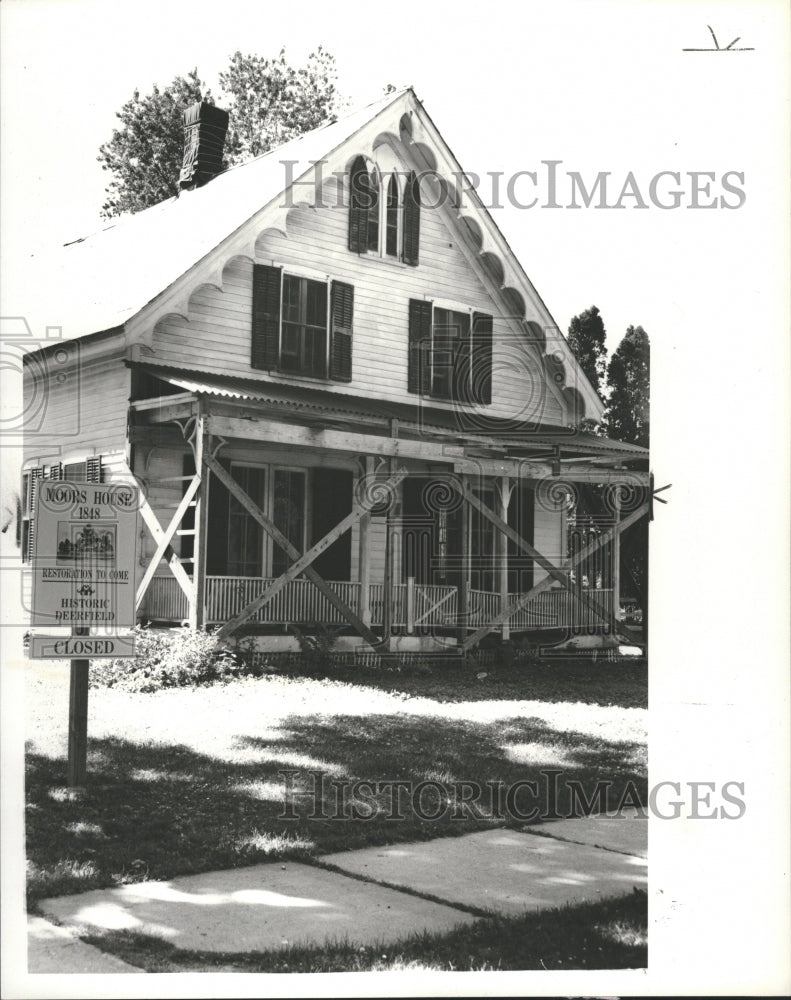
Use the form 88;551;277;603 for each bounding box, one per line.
16;87;605;420
17;90;409;341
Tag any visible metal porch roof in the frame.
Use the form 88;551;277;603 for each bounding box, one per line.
134;364;648;461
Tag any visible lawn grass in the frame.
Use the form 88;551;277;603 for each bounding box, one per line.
82;890;647;972
24;657;647;970
312;656;647;709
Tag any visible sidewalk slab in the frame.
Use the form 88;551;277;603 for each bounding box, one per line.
27;915;144;973
37;862;477;954
525;810;647;858
320;829;646;916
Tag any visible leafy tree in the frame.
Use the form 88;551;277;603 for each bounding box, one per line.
567;305;607;394
98;70;213;217
220;47;343;161
98;48;345;217
605;325;650;449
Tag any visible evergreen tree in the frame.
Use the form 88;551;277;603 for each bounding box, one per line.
567;305;607;394
605;325;650;448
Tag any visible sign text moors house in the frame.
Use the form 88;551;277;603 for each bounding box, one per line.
31;481;139;628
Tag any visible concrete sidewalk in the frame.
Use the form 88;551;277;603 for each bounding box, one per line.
30;812;646;971
27;915;144;974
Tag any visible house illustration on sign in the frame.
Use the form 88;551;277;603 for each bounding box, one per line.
21;88;649;656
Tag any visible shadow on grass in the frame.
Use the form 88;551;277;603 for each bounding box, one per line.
27;705;645;907
295;658;648;709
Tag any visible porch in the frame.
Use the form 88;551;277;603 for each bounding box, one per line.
129;365;648;654
142;575;615;633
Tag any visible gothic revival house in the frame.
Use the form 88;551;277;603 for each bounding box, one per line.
22;89;649;654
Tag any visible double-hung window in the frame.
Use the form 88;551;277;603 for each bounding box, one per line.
408;299;493;405
280;275;328;378
251;265;353;382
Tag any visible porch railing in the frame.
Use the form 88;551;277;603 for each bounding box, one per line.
142;576;613;631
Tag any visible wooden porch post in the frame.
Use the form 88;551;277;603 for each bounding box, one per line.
190;411;209;629
382;457;399;644
497;476;513;640
611;489;621;622
358;456;374;626
457;473;469;646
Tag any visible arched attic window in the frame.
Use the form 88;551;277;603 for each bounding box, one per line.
367;168;380;253
402;170;420;266
349;155;379;254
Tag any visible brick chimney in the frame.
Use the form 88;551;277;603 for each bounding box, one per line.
179;102;230;190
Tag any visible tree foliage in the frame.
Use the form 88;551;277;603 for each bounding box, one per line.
98;70;212;217
567;305;607;394
98;48;345;218
220;47;343;161
605;325;650;448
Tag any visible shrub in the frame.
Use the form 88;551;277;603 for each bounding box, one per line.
89;625;241;692
288;622;342;677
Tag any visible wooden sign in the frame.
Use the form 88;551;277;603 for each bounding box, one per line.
31;480;139;628
29;633;136;659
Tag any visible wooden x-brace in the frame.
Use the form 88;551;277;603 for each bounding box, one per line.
460;484;649;650
206;453;407;656
134;470;197;610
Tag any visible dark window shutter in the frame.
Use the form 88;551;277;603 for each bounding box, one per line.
23;468;43;563
451;312;472;405
48;462;64;481
86;456;103;484
348;157;369;253
508;484;535;593
472;312;493;405
329;281;354;382
408;299;432;395
311;468;352;581
29;468;42;507
402;171;420;266
206;458;232;575
252;264;282;370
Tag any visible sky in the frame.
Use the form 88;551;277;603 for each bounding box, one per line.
1;0;790;996
1;0;784;347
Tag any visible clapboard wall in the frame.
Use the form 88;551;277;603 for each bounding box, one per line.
151;168;565;428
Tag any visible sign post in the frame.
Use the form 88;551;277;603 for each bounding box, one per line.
29;478;140;788
67;627;90;788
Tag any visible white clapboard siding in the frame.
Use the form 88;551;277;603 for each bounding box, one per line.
23;354;130;465
152;194;565;426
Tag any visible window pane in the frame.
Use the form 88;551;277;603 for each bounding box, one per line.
228;466;265;576
282;275;301;323
305;279;327;327
280;276;328;378
367;171;380;252
272;470;305;577
386;174;399;257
